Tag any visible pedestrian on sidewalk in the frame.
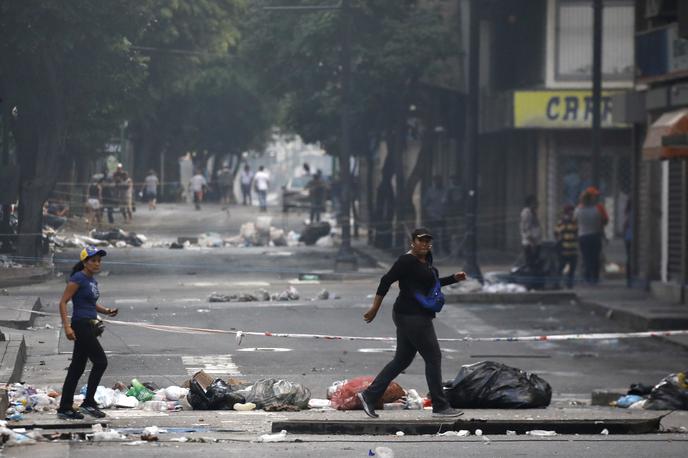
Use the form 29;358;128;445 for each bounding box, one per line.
520;195;542;274
57;246;118;420
85;178;102;226
307;170;327;223
422;176;448;255
554;204;578;289
240;164;254;206
575;188;605;284
253;165;270;212
358;228;467;418
189;169;208;211
142;169;159;210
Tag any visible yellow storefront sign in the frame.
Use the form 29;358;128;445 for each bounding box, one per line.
514;91;622;128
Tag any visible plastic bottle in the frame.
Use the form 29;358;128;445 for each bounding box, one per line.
142;401;168;412
127;379;154;402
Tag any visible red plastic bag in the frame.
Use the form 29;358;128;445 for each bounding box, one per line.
330;376;404;410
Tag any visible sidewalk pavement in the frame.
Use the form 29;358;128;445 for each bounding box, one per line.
0;266;53;289
352;241;688;350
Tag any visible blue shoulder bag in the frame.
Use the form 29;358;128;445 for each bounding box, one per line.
414;269;445;312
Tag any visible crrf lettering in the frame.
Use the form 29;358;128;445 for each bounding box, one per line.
545;96;612;121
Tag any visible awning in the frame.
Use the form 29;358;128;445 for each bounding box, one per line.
643;109;688;160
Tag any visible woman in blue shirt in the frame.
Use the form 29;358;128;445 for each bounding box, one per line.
57;246;118;420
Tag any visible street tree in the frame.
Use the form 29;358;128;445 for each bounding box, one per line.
242;0;455;247
0;0;152;261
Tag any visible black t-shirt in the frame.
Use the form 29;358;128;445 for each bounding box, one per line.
376;253;457;317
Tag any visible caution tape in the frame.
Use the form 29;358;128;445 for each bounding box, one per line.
8;306;688;345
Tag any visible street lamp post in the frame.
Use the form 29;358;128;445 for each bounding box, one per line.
463;0;483;282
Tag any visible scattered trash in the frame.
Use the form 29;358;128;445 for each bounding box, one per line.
444;361;552;408
91;431;127;442
233;402;256;411
506;430;517;436
259;430;288;443
612;394;644;408
526;430;557;436
308;399;331;409
187;378;245;410
474;429;483;436
126;379;155;402
395;431;405;437
373;446;395;458
315;289;330;300
141;426;160;441
404;389;423;410
273;286;300;301
645;372;688;410
243;378;310;410
299;222;331;246
329;377;404;411
383;402;405;410
600;428;609;435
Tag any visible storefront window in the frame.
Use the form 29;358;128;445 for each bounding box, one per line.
556;0;634;80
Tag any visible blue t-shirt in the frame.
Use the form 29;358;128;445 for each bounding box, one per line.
69;271;99;322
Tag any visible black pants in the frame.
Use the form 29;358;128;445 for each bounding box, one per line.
59;320;108;411
559;255;578;288
310;203;323;223
524;244;541;272
363;312;450;412
579;233;602;284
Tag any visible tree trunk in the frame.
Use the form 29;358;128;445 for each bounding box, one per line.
14;52;68;264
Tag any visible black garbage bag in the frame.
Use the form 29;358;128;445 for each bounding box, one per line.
206;379;246;409
299;222;331;246
187;379;211;410
644;373;688;410
444;361;552;409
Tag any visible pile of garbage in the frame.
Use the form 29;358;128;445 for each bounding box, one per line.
449;272;527;294
0;255;23;269
52;228;147;249
443;361;552;409
612;372;688;410
209;286;340;303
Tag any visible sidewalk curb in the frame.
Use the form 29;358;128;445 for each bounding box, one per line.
0;269;53;289
0;333;27;418
0;297;42;330
577;299;688;331
271;416;661;435
446;291;577;304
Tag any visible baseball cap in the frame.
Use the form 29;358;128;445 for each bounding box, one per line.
80;246;107;262
411;228;433;240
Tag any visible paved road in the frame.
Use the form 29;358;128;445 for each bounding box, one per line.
6;203;688;455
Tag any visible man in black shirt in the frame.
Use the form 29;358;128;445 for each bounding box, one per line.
358;228;467;418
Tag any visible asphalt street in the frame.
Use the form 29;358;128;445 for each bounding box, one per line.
7;202;688;456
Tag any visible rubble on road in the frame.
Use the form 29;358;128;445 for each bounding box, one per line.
208;288;286;303
0;255;24;269
612;371;688;410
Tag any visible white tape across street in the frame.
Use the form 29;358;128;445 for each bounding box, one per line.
9;306;688;345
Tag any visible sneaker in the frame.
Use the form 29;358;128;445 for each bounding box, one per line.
80;403;106;419
356;392;379;418
432;407;464;418
57;409;84;420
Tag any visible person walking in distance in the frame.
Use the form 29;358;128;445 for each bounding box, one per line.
216;164;233;209
575;188;606;284
57;246;118;420
239;164;253;206
189;169;208;211
554;204;578;289
85;178;102;226
520;195;542;274
358;228;467;418
307;170;327;223
253;165;270;212
142;169;159;210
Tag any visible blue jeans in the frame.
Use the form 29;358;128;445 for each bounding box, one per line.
257;190;267;211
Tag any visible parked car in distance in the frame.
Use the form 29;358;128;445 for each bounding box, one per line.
281;175;311;212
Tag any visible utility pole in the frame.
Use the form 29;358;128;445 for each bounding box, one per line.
463;0;483;282
334;0;357;271
265;1;357;271
591;0;603;188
